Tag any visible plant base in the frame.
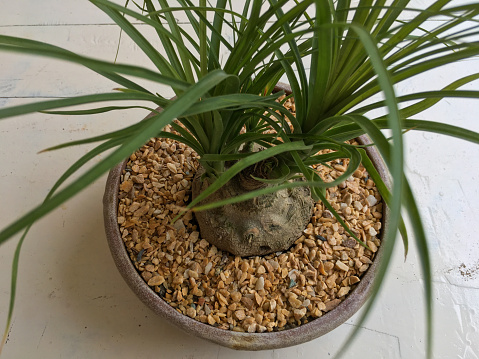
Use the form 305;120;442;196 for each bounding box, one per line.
192;166;314;257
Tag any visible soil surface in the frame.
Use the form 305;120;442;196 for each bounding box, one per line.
116;131;383;333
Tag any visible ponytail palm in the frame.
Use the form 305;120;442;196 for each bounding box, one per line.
1;0;479;357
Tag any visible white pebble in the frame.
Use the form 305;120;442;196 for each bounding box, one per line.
268;259;279;270
204;262;213;275
353;201;363;211
366;195;377;206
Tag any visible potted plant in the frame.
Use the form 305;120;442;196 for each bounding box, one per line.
0;0;478;356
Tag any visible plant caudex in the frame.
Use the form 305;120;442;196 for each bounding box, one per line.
1;0;479;357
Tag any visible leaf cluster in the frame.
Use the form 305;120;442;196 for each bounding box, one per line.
1;0;479;357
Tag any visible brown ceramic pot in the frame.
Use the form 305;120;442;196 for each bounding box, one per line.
103;83;390;350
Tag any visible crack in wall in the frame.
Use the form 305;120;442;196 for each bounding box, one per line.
344;323;402;358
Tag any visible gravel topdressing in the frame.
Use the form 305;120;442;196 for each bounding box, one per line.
116;127;383;333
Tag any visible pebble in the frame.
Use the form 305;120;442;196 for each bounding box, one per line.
235;309;246;320
255;277;265;290
335;260;350;272
294;308;307;320
337;286;351;297
366;195;378;206
167;162;177;174
186;307;197;318
117;126;383;334
367;240;378;253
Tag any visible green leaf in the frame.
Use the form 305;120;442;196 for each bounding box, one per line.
403;179;433;358
0;92;164;121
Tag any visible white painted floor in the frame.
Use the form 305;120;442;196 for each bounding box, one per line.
1;1;479;358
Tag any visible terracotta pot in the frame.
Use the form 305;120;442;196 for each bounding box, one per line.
103;83;390;350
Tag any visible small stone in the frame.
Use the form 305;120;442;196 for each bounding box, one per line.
255;277;265;291
175;190;186;202
318;261;327;275
268;259;279;270
187;270;199;279
269;299;277;312
367;240;378;253
322;210;334;218
133;205;149;217
342;238;357;248
343;193;352;206
166;162;177;174
129;202;141;213
204;262;213;274
235;309;246;321
311;307;322;318
369;227;378;237
359;264;370;272
324;262;334;272
349;276;360;285
337;286;351;297
288;296;302;308
120;180;133;192
173;219;185;232
353;201;363;211
254;292;262;306
132;174;144;184
257;265;266;274
148;275;165;286
263;261;274;273
231;292;242;302
186;307;197;318
257;325;267;333
324;299;341;312
172;274;184;285
326;273;338;288
288;278;297;288
304;238;316;247
172;174;183;182
335;260;350;272
360;256;372;264
241;297;254;310
366;195;378;206
246;324;257;333
293;308;307;321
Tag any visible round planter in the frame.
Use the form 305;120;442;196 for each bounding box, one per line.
103;84;390;350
